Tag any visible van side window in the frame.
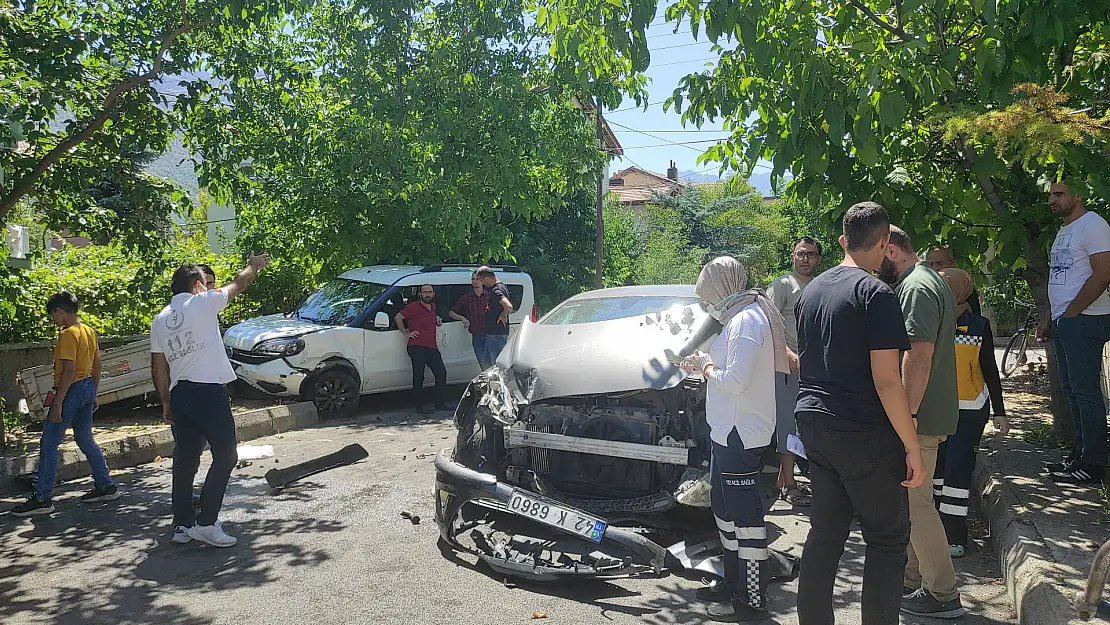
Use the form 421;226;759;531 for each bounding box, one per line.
441;284;477;323
506;285;524;312
369;287;407;330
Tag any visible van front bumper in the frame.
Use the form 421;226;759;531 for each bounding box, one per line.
229;357;307;397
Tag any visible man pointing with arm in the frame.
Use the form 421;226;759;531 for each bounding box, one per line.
151;253;270;548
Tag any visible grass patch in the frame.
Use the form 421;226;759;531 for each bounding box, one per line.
1020;420;1071;450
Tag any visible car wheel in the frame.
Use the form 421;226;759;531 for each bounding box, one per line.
309;369;359;419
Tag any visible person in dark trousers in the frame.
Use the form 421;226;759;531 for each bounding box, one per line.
683;256;790;622
935;268;1009;558
879;225;964;619
397;284;451;415
448;273;491;369
1039;178;1110;484
151;253;270;548
794;201;925;625
926;247;982;317
11;292;119;517
475;266;513;367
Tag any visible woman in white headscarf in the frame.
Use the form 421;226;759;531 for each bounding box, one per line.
683;256;791;622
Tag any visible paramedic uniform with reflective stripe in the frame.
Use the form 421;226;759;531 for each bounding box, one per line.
935;311;1006;547
706;303;777;610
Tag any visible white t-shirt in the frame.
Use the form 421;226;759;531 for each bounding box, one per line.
705;303;777;448
150;290;236;389
768;273;809;352
1049;211;1110;319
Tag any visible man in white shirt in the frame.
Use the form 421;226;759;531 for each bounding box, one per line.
768;236;822;506
1037;179;1110;484
151;253;270;547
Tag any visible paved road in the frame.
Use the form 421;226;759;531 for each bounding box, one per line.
1;394;1015;625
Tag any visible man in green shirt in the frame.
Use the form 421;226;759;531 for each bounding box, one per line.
879;225;963;619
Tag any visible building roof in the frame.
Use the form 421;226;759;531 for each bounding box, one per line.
608;166;685;204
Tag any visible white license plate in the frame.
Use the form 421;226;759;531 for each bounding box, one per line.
507;489;607;543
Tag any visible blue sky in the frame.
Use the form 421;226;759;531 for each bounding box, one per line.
606;10;775;192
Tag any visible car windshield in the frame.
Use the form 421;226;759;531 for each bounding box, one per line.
541;295;703;325
294;279;389;326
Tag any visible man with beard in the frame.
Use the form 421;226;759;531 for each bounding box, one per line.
879;226;963;619
795;202;923;625
397;284;452;415
768;236;822;507
1039;178;1110;484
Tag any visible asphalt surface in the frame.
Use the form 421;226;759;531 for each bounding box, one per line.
1;390;1016;625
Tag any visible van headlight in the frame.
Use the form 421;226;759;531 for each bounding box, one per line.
253;338;306;358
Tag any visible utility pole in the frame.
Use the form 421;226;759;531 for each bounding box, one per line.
594;96;605;290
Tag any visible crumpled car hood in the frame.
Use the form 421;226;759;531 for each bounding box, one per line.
496;303;720;402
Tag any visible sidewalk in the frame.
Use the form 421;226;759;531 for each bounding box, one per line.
0;399;317;494
976;372;1110;625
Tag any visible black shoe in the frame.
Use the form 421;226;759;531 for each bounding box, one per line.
1046;451;1081;473
696;580;731;602
10;497;55;517
418;405;434;415
901;588;967;618
1051;463;1105;484
707;599;769;622
434;403;453;412
81;485;121;503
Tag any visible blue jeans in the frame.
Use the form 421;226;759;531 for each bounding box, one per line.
471;334;493;370
478;333;509;369
35;377;114;501
1053;314;1110;466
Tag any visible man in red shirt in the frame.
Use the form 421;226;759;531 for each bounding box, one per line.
396;284;451;414
449;273;491;368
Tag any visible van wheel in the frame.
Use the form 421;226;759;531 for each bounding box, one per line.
308;369;359;419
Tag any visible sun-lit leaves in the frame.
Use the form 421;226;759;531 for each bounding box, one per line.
178;0;603;279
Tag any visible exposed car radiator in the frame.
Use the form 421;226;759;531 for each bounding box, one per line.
527;424;552;474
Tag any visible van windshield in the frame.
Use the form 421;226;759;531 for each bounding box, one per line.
294;279;389;326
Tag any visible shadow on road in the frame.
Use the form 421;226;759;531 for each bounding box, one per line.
0;463;346;625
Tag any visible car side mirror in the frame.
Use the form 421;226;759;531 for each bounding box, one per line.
374;311;390;329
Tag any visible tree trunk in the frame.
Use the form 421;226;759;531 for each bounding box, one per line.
1023;225;1073;442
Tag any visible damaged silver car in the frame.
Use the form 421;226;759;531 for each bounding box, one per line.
434;286;797;582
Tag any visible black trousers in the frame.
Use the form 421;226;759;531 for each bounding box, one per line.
711;428;770;609
936;405;990;547
796;412;910;625
171;381;238;528
407;345;446;407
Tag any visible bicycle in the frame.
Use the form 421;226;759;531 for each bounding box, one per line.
1001;301;1038;377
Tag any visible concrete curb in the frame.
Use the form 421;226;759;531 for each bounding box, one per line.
974;450;1080;625
0;402;318;495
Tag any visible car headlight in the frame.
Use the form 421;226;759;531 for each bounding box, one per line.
253;338;306;358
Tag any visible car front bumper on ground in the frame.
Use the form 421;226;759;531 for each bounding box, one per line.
433;449;669;581
229;357;308;397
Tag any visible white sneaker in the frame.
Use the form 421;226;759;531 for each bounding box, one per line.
171;526;192;544
186;523;237;547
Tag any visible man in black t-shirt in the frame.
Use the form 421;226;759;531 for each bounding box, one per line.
475;266;513;367
794;202;925;625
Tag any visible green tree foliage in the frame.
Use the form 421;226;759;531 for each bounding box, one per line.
0;0;291;228
648;181;792;285
509;191;597;313
658;0;1108;428
601;199;640;288
630;204;707;285
177;0;603;279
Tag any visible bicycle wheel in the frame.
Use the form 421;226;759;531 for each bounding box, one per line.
1001;329;1028;377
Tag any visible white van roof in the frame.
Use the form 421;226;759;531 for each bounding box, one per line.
338;265;529;285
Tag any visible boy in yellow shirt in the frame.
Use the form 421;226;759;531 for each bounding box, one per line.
11;292;119;516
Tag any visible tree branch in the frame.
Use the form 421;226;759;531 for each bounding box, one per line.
961;144;1009;221
846;0;915;42
0;11;212;220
